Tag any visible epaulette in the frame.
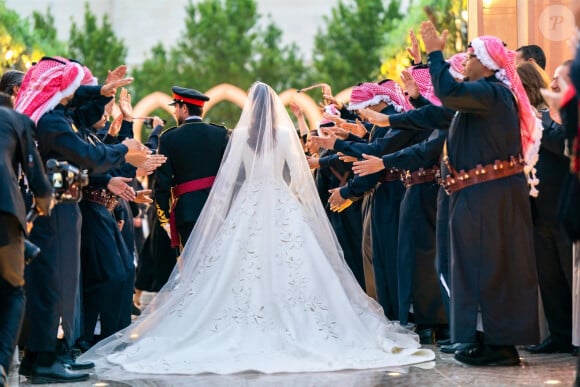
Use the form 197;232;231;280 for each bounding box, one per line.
209;122;228;130
160;126;177;136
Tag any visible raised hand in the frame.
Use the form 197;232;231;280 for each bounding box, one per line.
406;29;422;64
106;65;128;84
289;101;303;118
107;176;136;201
108;113;123;137
352;154;385;176
400;69;419;99
420;21;448;54
118;88;133;120
101;77;134;98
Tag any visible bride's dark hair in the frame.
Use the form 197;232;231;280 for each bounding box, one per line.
247;82;277;154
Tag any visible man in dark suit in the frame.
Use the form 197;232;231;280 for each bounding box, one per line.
0;103;53;386
155;86;229;250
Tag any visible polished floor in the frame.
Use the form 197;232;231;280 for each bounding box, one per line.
9;292;578;386
8;348;578;386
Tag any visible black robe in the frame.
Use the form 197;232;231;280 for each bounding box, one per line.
429;50;538;345
317;150;365;290
336;105;430;320
382;130;447;326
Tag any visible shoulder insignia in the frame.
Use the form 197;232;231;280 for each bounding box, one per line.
160;126;177;136
209;122;228;130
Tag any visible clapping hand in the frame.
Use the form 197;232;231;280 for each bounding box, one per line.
107;176;136;201
406;29;422;64
122;138;151;167
136;153;168;176
420;21;448;55
400;69;419;99
327;188;353;213
134;189;153;204
118;88;133;121
310;127;338;150
352;154;385;176
337;152;358;163
338;119;366;138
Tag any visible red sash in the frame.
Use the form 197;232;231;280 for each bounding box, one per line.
169;176;215;247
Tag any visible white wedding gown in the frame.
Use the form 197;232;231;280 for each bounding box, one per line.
79;82;434;376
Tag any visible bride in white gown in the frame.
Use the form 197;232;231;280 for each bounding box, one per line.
79;82;434;376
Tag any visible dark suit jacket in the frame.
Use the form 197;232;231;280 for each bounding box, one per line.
155;118;229;228
0;107;52;232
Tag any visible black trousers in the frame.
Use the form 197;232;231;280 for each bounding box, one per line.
371;181;405;321
533;222;573;343
0;214;25;372
0;278;24;373
25;203;81;353
435;187;451;321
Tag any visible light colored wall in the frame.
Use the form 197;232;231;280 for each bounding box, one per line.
5;0;333;68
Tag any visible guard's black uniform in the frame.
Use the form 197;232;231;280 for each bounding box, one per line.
23;104;128;370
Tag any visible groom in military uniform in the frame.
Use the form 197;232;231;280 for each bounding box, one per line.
155;86;229;250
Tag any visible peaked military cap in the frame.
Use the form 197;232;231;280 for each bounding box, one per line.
169;86;210;107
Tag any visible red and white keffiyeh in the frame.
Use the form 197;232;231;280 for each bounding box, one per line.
469;36;543;196
447;53;467;80
348;81;412;112
408;66;441;106
15;57;84;124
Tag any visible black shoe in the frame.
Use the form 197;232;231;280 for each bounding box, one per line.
435;326;450;343
572;346;579;357
525;337;573;354
132;303;142;316
56;340;95;370
454;345;520;366
74;339;93;354
436;338;452;347
19;353;35;377
27;361;89;384
416;327;435;345
440;342;479;354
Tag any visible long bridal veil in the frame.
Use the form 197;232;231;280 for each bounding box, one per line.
79;82;433;377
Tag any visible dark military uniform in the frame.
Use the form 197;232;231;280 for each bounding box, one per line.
23;104;128;376
0;107;52;376
155;87;229;249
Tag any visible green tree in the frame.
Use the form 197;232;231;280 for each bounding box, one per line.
68;2;127;82
0;0;46;71
132;0;308;127
31;7;68;56
311;0;402;92
379;0;468;81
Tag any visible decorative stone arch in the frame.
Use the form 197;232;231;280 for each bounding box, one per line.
131;91;174;141
130;84;353;141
